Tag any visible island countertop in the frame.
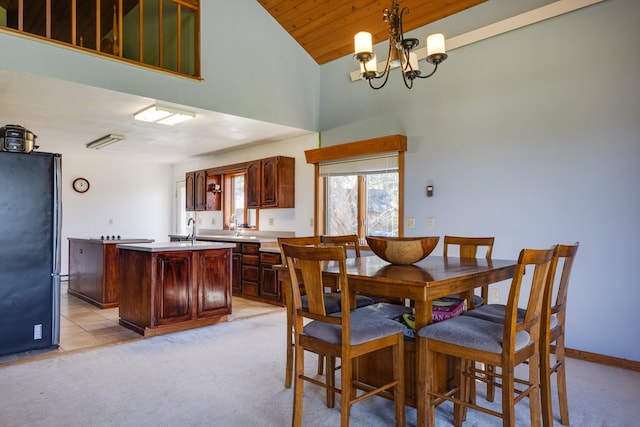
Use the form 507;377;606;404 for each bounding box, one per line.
117;241;235;252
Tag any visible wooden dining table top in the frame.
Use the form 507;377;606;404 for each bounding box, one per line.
320;255;517;329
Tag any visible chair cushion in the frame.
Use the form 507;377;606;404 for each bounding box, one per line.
304;310;406;345
352;302;413;319
417;315;531;354
301;293;375;314
464;303;526;324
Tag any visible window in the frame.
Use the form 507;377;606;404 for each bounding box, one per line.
323;156;399;238
224;172;257;230
305;135;406;241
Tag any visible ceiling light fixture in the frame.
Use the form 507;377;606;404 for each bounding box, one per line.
134;105;196;126
86;134;125;149
354;0;447;90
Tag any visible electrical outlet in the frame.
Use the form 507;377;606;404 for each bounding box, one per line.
34;324;42;340
108;218;113;225
268;218;274;226
427;217;435;230
407;217;415;228
211;218;216;225
491;289;500;302
309;217;314;227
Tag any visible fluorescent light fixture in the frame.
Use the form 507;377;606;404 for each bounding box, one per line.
86;134;125;149
134;105;196;126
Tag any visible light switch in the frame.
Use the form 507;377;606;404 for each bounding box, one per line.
427;217;435;230
407;217;416;228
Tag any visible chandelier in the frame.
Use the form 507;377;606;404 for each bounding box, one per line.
353;0;448;90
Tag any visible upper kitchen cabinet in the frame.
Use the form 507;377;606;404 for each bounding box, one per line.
247;156;295;209
185;170;207;211
185;172;195;211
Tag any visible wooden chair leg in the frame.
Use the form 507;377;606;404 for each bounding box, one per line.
292;343;305;427
501;362;516;427
486;364;495;402
453;357;465;427
317;354;325;375
285;309;293;388
540;341;554;427
393;338;405;427
326;355;336;408
555;336;570;425
340;354;352;427
528;353;542;427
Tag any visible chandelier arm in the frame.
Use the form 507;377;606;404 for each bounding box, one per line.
367;42;394;90
415;62;439;79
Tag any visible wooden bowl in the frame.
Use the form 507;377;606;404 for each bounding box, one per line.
366;236;440;265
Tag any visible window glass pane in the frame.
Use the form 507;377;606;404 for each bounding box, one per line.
75;1;96;49
142;0;159;67
162;0;177;71
51;0;72;44
122;1;141;61
365;173;399;237
23;1;47;37
179;5;196;75
233;174;245;226
326;175;358;235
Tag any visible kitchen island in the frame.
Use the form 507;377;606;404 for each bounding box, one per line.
117;241;235;337
68;237;154;308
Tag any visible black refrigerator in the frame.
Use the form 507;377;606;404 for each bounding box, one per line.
0;150;61;356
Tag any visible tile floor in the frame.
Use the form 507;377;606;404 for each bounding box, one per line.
0;285;284;366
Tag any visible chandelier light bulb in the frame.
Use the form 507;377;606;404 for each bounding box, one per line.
354;32;373;55
426;33;446;56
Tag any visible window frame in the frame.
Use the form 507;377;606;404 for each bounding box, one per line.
305;135;406;240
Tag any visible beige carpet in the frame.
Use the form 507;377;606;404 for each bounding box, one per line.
1;310;639;426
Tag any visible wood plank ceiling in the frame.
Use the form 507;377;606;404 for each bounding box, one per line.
257;0;488;65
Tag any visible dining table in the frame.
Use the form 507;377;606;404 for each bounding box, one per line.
277;254;518;408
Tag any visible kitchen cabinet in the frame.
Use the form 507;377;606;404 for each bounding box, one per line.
241;242;260;297
185;172;195;211
247;156;295;209
205;173;222;211
231;244;242;294
194;170;207;211
259;251;282;304
185;170;207;211
117;242;233;337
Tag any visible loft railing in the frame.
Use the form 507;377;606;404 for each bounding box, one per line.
0;0;200;78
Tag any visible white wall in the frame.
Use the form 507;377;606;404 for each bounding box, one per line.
61;154;172;276
172;133;318;237
317;0;640;361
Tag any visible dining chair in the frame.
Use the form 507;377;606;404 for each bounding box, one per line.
465;242;579;426
416;246;556;427
321;234;361;257
278;236;376;389
281;243;406;427
442;235;495;308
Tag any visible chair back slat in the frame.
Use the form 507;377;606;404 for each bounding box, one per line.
443;235;494;259
321;234;361;257
503;246;556;354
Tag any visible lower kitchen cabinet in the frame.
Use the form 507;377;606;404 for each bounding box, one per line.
118;245;232;336
259;252;282;304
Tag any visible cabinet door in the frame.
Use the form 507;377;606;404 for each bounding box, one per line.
231;252;242;294
261;157;278;207
154;252;192;325
260;252;282;303
185;172;195;211
246;160;261;208
195;170;206;211
197;249;232;317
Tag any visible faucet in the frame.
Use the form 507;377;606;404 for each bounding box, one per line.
229;214;239;237
187;217;196;243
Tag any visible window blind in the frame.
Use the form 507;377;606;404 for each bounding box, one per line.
319;154;398;176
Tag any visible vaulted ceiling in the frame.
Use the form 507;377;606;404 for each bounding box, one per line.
257;0;488;65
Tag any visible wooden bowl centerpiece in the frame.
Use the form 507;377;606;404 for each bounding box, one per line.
366;236;440;265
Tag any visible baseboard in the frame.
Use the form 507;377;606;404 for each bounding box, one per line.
564;347;640;372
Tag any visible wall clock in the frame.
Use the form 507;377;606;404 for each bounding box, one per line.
72;177;90;193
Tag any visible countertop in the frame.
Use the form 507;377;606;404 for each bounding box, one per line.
116;241;236;252
168;233;278;244
68;237;154;245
